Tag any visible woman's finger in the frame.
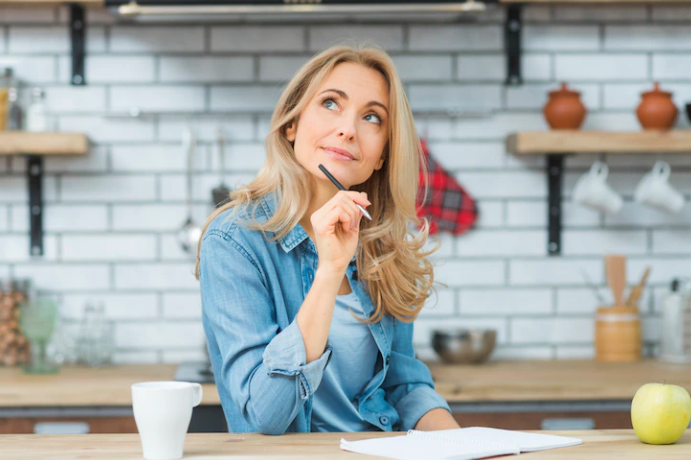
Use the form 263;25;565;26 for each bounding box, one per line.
337;194;361;228
322;206;351;234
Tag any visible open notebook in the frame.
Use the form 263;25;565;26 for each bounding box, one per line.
340;427;582;460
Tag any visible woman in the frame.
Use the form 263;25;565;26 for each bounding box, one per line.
195;43;460;435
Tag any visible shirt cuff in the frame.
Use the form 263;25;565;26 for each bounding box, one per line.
395;385;452;431
262;318;332;400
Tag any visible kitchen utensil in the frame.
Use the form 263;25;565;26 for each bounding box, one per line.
212;126;232;207
580;268;606;305
431;328;496;364
543;82;587;129
595;305;641;362
18;292;60;374
660;278;691;363
634;161;685;214
626;267;651;308
177;127;202;255
132;381;202;460
573;162;622;214
605;254;626;306
636;82;678;130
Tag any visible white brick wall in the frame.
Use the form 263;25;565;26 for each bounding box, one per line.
0;56;55;83
555;54;649;81
408;25;502;51
1;5;689;363
111;26;204;53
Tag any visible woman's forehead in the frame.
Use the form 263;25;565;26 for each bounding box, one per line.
317;63;389;107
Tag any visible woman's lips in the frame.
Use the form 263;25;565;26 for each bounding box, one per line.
323;147;354;161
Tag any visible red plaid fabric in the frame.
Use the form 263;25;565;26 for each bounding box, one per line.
415;139;479;236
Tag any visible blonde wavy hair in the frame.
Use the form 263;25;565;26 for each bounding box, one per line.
194;41;442;325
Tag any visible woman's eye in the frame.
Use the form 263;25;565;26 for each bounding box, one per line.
323;98;338;110
322;97;381;124
365;113;382;125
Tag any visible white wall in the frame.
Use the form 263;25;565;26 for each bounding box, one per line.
1;4;690;363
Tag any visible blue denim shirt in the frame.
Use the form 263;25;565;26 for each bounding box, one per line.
199;190;451;434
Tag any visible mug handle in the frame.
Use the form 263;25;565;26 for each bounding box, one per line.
592;161;608;180
654;161;671;180
191;383;203;407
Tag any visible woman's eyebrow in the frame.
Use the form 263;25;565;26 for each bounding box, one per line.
319;88;389;115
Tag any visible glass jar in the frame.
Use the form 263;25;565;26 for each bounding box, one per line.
0;68;22;131
660;278;691;363
0;279;32;367
26;87;49;132
76;301;114;368
0;67;11;131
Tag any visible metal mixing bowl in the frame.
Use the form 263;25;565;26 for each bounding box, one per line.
431;328;497;364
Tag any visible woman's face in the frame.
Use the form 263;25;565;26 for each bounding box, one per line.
286;62;389;190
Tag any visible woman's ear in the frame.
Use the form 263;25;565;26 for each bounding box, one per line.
374;144;388;170
285;122;296;143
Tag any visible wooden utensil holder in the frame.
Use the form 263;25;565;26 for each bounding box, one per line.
595;305;641;362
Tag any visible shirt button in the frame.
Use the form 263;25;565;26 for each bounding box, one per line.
386;355;391;365
306;269;313;282
379;415;389;425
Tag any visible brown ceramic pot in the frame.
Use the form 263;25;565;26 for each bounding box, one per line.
636;82;678;130
543;82;587;129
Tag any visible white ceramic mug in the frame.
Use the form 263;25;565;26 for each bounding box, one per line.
634;161;685;214
573;161;623;214
132;381;203;460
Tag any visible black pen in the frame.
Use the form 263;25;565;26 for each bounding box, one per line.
318;164;372;221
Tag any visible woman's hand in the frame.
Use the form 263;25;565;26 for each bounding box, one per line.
311;190;370;275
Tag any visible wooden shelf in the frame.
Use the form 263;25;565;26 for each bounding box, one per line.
507;129;691;257
0;132;88;156
0;0;102;5
501;0;691;3
508;130;691;155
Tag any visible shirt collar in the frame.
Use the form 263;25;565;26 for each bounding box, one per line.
259;190;358;264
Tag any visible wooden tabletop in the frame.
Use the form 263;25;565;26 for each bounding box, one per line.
2;359;690;407
0;430;690;459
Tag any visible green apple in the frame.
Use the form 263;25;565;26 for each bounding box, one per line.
631;382;691;445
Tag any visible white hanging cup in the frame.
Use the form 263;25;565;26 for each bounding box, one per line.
634;161;685;214
573;161;623;214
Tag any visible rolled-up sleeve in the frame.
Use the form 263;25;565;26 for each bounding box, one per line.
381;318;451;431
200;229;332;434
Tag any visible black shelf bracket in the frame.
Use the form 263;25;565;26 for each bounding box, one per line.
27;156;44;257
505;3;522;86
70;3;86;86
547;155;564;256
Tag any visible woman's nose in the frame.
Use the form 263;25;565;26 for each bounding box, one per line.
337;119;356;140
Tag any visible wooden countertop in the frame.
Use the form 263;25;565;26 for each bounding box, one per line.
2;359;690;407
0;364;220;407
1;430;690;459
428;359;691;403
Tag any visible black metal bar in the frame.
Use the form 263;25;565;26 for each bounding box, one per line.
505;3;522;86
70;4;86;86
27;156;44;257
547;155;564;256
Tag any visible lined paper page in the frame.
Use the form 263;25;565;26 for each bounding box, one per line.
340;432;519;460
421;427;583;452
340;427;582;460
